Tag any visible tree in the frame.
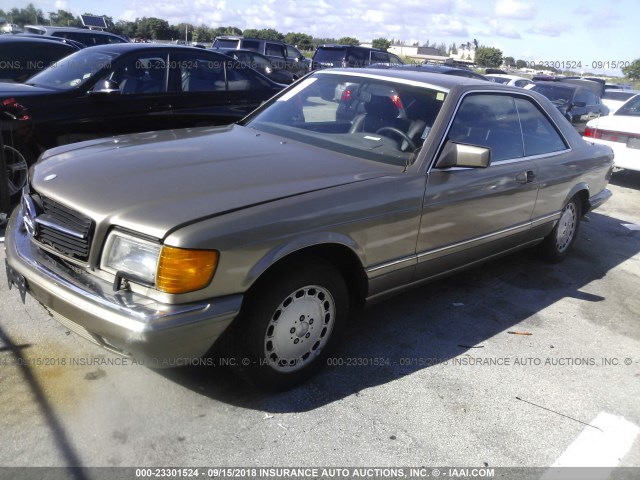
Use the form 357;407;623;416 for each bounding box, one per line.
623;59;640;81
503;56;515;67
337;36;359;46
192;25;212;44
242;28;284;41
449;43;458;54
475;46;503;67
48;9;81;27
516;59;527;69
371;38;391;51
284;32;314;51
7;3;46;26
211;26;242;38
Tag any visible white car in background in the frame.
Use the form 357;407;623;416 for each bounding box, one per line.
584;94;640;172
602;89;639;114
486;74;534;88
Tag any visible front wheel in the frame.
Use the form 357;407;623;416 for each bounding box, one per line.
539;197;581;262
233;260;348;390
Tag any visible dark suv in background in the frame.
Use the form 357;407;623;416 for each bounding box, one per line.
0;36;80;82
312;45;404;69
211;36;310;78
22;25;128;47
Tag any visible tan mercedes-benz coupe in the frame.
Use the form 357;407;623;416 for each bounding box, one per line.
5;69;614;389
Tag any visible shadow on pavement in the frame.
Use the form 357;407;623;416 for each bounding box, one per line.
157;209;640;412
610;169;640;190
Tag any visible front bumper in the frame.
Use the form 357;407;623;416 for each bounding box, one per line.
4;208;242;366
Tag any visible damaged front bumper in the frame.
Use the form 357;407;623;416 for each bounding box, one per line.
4;207;242;366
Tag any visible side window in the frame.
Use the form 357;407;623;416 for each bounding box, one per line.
265;43;285;58
242;40;260;51
515;98;568;156
371;51;388;63
286;45;302;59
448;94;524;162
111;55;167;95
177;56;225;93
574;90;589;105
389;54;403;65
225;61;270;91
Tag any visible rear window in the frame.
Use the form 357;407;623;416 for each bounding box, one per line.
213;39;239;49
616;95;640;116
603;91;636;101
313;48;347;63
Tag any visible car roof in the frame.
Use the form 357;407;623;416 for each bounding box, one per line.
77;43;225;54
3;34;83;48
317;44;387;52
0;34;77;44
486;74;531;81
319;67;495;90
392;64;488;80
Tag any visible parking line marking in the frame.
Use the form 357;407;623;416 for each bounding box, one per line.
542;412;639;479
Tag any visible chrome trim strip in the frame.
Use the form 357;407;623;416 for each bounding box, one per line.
416;221;530;260
29;240;90;269
531;211;561;226
36;216;86;239
366;220;534;274
367;255;416;273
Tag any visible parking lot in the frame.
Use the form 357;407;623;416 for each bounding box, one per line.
0;169;639;470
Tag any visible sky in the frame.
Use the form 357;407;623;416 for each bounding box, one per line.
3;0;638;76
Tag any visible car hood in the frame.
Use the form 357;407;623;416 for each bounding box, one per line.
30;125;393;240
0;82;57;96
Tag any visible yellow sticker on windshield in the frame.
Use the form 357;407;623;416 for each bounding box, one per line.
436;92;445;101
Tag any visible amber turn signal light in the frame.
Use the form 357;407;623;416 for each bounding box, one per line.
156;246;218;294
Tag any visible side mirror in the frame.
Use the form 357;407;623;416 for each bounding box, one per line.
89;79;121;96
435;141;491;169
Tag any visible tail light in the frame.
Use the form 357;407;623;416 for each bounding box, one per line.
586;126;634;143
341;88;352;102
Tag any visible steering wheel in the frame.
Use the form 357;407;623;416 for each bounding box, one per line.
375;127;417;151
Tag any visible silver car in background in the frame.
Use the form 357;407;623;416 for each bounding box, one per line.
5;69;614;390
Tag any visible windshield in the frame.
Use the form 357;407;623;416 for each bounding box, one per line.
26;48;118;90
615;94;640;116
489;77;511;84
244;72;447;167
531;84;573;105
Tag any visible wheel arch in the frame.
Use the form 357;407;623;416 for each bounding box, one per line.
564;182;590;215
244;240;368;312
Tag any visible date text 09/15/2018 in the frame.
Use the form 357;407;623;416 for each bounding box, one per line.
520;60;631;70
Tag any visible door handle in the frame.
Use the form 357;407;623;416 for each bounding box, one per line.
516;170;536;184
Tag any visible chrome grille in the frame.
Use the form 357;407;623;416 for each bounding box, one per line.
34;196;93;261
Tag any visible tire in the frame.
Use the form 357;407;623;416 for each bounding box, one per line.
539;197;581;263
232;260;348;390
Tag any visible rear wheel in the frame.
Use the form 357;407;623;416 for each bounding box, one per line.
233;260;348;390
539;197;581;262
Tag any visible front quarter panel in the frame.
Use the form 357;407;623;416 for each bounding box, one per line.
163;174;427;299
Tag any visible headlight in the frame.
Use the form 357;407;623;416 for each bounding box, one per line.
101;231;161;285
101;231;218;294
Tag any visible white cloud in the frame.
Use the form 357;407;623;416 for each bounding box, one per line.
527;22;570;37
489;19;521;38
55;0;69;9
494;0;536;20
